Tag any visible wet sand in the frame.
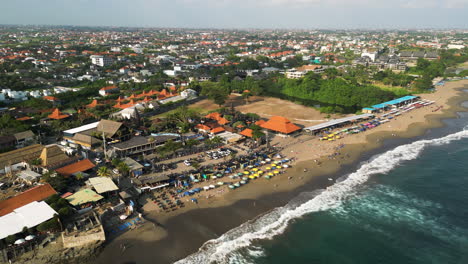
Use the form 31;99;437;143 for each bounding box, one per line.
95;80;468;264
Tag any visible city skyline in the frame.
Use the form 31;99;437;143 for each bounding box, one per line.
1;0;468;29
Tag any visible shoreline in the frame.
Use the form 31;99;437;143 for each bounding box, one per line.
94;80;468;264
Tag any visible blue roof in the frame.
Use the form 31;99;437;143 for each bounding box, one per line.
371;96;417;110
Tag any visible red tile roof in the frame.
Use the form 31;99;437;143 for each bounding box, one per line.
195;124;210;131
211;127;225;134
239;128;253;138
86;99;100;108
0;184;57;216
43;96;59;101
260;116;301;134
48;108;69;120
255;120;266;126
56;159;95;176
16;116;32;121
100;85;118;91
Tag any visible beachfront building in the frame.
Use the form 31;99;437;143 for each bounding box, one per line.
362;96;420;113
260;116;301;135
0;184;57;217
86;177;119;195
65;189;104;209
109;134;180;158
304;114;375;135
0;201;57;240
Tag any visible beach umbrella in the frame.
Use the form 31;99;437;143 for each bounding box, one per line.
268;172;274;176
265;158;271;162
240;180;247;185
249;175;256;179
193;179;200;183
209;184;216;189
274;161;280;164
252;168;259;172
14;239;25;245
266;167;271;170
274;170;280;174
260;161;266;164
217;173;223;177
258;170;264;174
25;235;35;241
183;191;190;196
243;171;250;175
242;177;248;181
264;175;271;179
229;185;235;189
217;182;224;186
191;198;198;203
237;173;243;176
211;176;218;179
203;186;210;191
283;165;289;168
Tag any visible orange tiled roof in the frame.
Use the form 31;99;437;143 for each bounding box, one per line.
16;116;32;121
211;127;225;134
0;184;57;216
100;85;118;91
260;116;301;134
56;159;95;176
239;128;253;138
43;96;59;101
86;99;100;108
48;108;69;120
205;112;229;125
116;96;125;102
255;120;266;126
195;124;210;131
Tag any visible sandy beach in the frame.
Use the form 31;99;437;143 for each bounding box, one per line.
94;79;468;264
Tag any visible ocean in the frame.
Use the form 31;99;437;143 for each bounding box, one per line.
175;104;468;264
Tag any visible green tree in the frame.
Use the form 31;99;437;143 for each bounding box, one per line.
97;166;111;177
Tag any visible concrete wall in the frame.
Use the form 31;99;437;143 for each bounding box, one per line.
62;226;105;248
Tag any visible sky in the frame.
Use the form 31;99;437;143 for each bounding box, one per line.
1;0;467;29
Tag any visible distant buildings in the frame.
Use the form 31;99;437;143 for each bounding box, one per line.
90;55;113;67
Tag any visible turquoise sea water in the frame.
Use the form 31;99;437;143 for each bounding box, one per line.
251;137;468;264
176;107;468;264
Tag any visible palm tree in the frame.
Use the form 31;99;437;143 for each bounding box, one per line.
117;162;130;177
97;166;110;177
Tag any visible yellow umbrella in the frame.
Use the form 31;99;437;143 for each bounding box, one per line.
249;175;255;179
268;173;274;176
328;138;334;141
252;168;259;172
336;136;341;139
253;174;259;178
274;171;280;174
258;170;264;174
266;167;271;170
243;171;250;175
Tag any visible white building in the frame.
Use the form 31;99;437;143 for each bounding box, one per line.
361;52;378;62
447;44;465;50
90;55;113;67
0;201;57;240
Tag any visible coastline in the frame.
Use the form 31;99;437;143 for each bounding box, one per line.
95;80;468;264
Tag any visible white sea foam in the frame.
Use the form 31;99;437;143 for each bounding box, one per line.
175;128;468;264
